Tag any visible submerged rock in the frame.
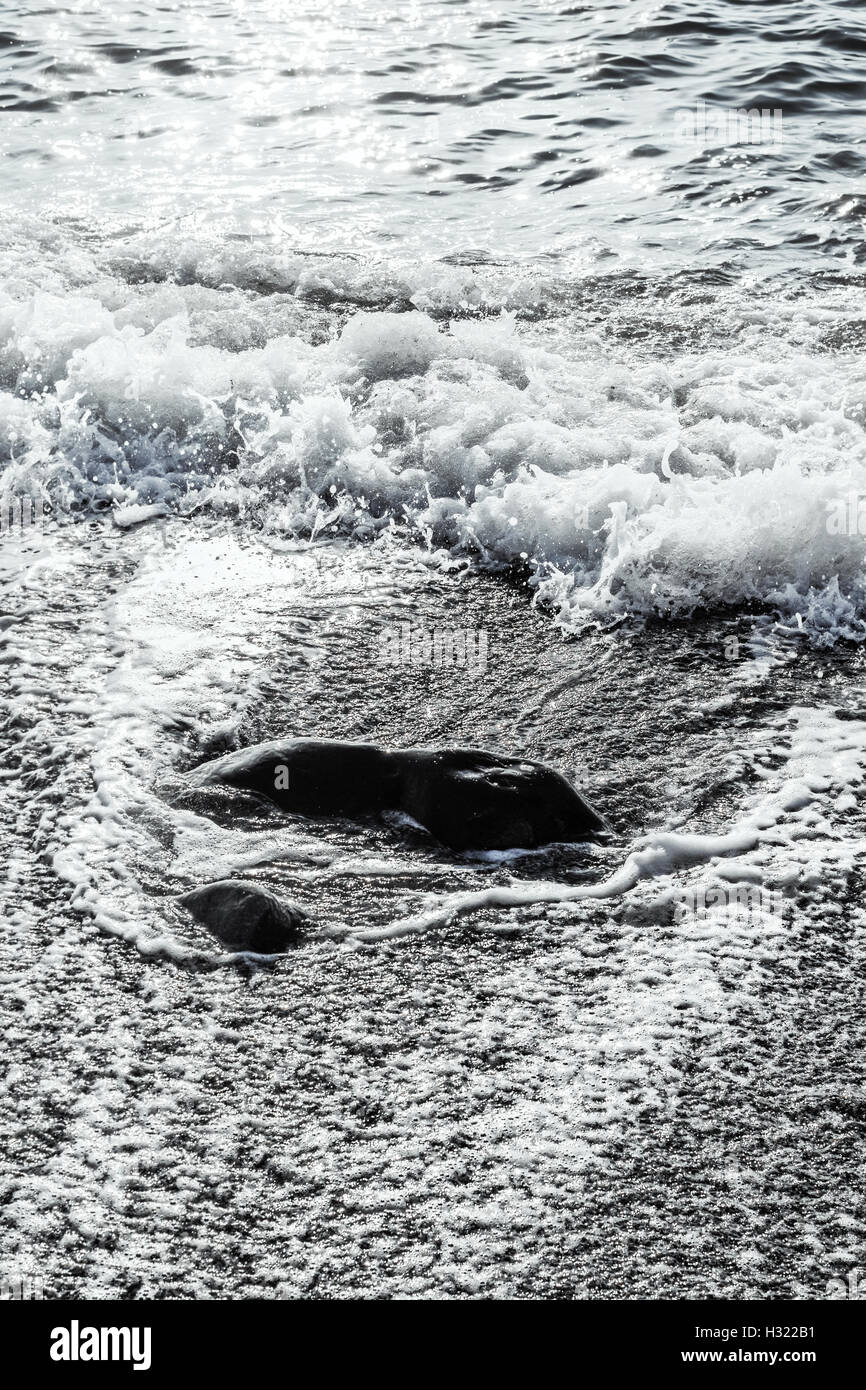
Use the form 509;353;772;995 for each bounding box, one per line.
178;879;307;954
189;738;608;851
396;747;608;851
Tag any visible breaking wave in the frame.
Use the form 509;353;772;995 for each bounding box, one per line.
3;223;866;645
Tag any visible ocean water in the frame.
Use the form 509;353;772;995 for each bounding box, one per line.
3;0;866;273
2;2;866;1300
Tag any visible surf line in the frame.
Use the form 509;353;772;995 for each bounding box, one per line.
357;822;772;940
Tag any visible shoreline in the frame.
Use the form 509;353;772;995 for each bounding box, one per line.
2;516;865;1295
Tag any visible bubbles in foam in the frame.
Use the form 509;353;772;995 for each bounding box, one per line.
3;227;866;646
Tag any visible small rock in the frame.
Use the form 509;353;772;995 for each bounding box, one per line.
178;879;307;954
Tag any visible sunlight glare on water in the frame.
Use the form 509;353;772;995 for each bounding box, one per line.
2;0;865;273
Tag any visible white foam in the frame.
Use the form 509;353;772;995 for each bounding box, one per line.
50;528;304;961
4;254;866;644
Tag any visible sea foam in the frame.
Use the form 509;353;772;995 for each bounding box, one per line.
3;239;866;645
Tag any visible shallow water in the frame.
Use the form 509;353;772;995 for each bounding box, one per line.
3;518;866;1296
2;0;866;1301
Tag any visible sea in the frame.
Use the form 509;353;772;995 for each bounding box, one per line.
1;0;865;1300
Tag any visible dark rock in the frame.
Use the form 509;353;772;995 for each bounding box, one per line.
396;747;608;851
189;737;608;851
178;879;307;953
